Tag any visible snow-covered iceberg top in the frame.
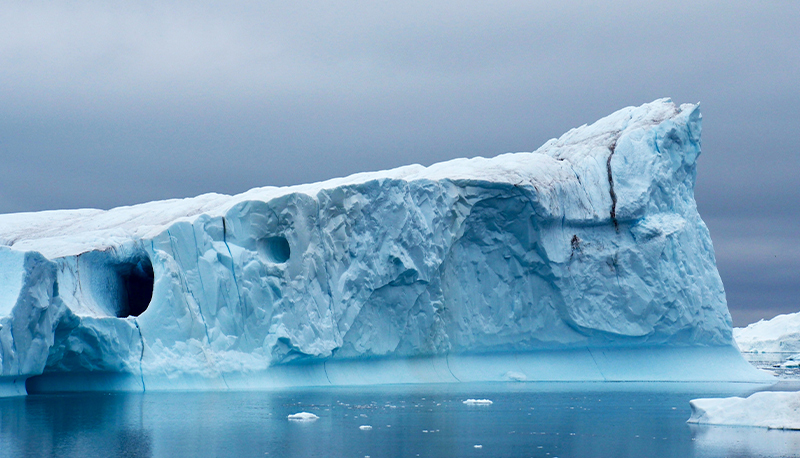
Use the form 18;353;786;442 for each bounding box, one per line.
735;311;800;353
688;391;800;430
0;98;770;395
1;97;694;260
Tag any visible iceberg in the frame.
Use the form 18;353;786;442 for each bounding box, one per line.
688;391;800;430
735;311;800;353
0;98;771;396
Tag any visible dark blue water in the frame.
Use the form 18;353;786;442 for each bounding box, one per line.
1;383;798;458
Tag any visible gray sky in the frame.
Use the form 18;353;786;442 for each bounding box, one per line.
1;1;797;326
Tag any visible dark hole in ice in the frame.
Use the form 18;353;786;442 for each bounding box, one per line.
117;258;154;318
259;236;291;263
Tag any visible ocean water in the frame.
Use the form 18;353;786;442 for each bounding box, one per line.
741;352;800;380
1;383;798;458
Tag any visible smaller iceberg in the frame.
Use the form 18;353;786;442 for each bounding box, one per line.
779;355;800;369
735;311;800;353
688;391;800;430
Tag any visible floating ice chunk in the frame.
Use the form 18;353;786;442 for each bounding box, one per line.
287;412;319;421
359;425;372;430
463;399;493;406
687;391;800;430
780;355;800;368
473;445;483;449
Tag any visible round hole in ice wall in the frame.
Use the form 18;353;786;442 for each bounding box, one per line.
117;257;155;318
258;236;291;263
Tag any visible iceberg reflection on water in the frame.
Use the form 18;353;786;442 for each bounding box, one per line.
690;424;800;458
0;383;788;458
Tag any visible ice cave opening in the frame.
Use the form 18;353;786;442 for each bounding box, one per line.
258;236;291;263
116;257;154;318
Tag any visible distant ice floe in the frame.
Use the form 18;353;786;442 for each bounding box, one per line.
359;425;372;431
463;399;493;406
288;412;319;422
688;391;800;430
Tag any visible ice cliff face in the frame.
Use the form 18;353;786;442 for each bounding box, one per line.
0;99;764;394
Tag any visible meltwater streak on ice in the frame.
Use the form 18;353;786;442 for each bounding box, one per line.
0;99;772;395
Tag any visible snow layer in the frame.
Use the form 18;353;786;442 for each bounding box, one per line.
735;311;800;353
688;391;800;430
0;98;770;395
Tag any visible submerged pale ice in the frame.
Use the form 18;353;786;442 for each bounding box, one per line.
0;99;771;396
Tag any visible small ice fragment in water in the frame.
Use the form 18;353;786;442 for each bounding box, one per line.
463;399;493;405
287;412;319;421
474;445;483;449
359;425;373;430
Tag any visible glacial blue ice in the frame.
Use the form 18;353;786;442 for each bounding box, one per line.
0;99;772;396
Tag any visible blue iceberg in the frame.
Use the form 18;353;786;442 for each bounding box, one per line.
0;98;771;396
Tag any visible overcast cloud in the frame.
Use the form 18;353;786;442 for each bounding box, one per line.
1;0;797;325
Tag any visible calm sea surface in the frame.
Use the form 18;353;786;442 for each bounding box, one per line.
1;382;798;458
